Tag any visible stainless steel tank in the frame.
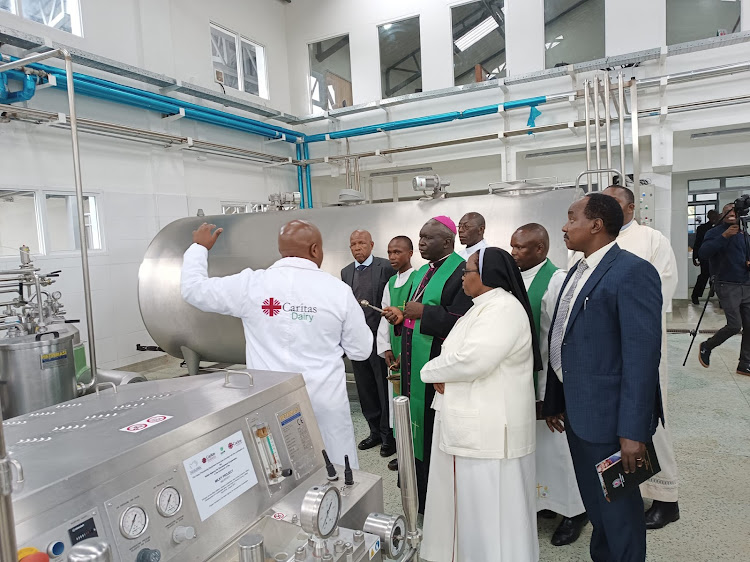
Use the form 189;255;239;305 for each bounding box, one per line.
138;190;577;374
0;324;78;418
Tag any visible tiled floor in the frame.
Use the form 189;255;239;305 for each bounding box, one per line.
126;315;750;561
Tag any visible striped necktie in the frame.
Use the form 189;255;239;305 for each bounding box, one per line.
549;260;589;374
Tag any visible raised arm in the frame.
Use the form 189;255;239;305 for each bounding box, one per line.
341;290;374;361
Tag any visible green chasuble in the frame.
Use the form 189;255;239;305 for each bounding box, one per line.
407;252;465;460
388;270;417;363
526;259;558;392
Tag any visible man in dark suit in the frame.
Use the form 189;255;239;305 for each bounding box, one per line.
543;193;663;562
342;230;397;457
691;209;718;304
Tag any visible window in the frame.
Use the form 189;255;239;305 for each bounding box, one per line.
544;0;604;69
687;193;718;234
451;1;506;86
210;23;269;99
2;1;82;36
379;16;422;99
0;190;40;256
308;34;352;115
44;194;101;252
667;0;741;46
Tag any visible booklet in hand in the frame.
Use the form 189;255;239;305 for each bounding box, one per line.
596;442;660;503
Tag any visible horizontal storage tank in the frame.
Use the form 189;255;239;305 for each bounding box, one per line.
138;190;576;374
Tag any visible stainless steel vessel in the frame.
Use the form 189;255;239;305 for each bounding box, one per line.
0;324;78;418
138;190;576;373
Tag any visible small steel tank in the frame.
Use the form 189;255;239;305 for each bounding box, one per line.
0;324;78;418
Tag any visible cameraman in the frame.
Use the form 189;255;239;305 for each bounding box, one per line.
698;202;750;376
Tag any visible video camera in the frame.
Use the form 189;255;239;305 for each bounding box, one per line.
734;194;750;218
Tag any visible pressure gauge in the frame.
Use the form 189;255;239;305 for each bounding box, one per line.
51;291;62;300
156;486;182;517
119;506;148;539
300;485;341;539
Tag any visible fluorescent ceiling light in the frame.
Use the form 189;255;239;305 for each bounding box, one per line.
690;127;750;139
454;17;499;52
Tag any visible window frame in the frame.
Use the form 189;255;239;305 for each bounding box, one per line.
209;22;269;100
0;188;44;257
2;0;83;37
450;0;508;86
377;14;423;100
307;32;353;115
40;189;105;255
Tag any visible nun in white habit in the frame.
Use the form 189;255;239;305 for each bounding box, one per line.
420;247;541;562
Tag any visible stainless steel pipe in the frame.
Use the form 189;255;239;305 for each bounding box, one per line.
618;73;627;183
592;78;603;190
630;79;641;199
603;74;613;187
583;80;592;191
0;401;18;562
393;396;421;560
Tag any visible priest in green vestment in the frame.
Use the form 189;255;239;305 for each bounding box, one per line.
383;216;473;513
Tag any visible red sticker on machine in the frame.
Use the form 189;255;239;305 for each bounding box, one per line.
272;512;286;520
119;414;173;433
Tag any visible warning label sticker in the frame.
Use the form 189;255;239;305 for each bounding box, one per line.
119;414;173;433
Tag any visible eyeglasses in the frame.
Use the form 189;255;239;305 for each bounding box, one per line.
461;268;480;277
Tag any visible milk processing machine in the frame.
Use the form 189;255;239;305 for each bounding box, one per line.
1;370;420;561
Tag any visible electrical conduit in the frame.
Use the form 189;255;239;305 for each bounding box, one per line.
0;70;37;103
296;143;306;209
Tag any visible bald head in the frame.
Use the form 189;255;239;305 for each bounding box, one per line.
349;229;374;263
510;223;550;271
278;220;324;267
602;185;635;225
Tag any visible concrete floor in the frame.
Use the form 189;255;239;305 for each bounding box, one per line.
125;301;750;561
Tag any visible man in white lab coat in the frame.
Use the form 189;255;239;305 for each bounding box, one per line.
511;223;588;546
572;185;680;529
181;220;373;468
457;212;488;259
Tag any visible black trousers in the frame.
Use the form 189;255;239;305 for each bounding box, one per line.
567;425;647;562
704;282;750;363
692;260;711;301
352;340;392;444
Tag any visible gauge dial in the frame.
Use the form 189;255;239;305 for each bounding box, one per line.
156;486;182;517
119;506;148;539
300;485;341;539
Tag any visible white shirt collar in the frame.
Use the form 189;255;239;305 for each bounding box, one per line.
580;240;617;270
356;254;374;267
270;257;319;270
520;259;547;281
620;219;636;231
397;267;414;280
463;239;487;255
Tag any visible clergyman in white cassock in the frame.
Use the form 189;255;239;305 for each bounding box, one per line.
572;185;680;528
181;221;373;469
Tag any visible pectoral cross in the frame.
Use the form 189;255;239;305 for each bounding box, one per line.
412;420;420;435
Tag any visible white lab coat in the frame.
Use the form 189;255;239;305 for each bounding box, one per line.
569;221;679;501
181;244;373;468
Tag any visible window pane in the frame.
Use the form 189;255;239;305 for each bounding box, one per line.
241;39;268;98
688;195;694;202
21;0;82;35
695;193;717;202
544;0;605;69
726;176;750;189
308;34;352;115
451;1;506;86
688;206;695;216
0;0;15;13
667;0;742;46
45;194;102;252
379;16;422;99
688;178;720;192
210;25;239;90
0;190;39;256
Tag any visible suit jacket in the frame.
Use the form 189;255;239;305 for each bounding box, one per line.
542;244;664;444
693;221;713;258
342;256;396;333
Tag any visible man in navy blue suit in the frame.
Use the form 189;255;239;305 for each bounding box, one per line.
543;193;664;562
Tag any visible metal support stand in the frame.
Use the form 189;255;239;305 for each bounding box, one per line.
393;396;421;562
0;402;20;562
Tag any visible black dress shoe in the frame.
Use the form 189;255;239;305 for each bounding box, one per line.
699;342;711;368
380;440;396;457
737;362;750;377
691;296;700;305
645;500;680;529
388;458;398;471
538;509;557;519
551;513;588;546
358;435;382;450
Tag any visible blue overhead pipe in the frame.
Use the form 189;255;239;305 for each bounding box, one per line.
296;144;306;209
1;54;303;142
306;96;549;143
303;143;313;209
0;70;37;103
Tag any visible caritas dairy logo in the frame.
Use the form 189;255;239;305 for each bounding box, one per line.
261;297;317;323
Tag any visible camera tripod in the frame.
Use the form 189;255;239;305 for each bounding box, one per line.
683;277;715;366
